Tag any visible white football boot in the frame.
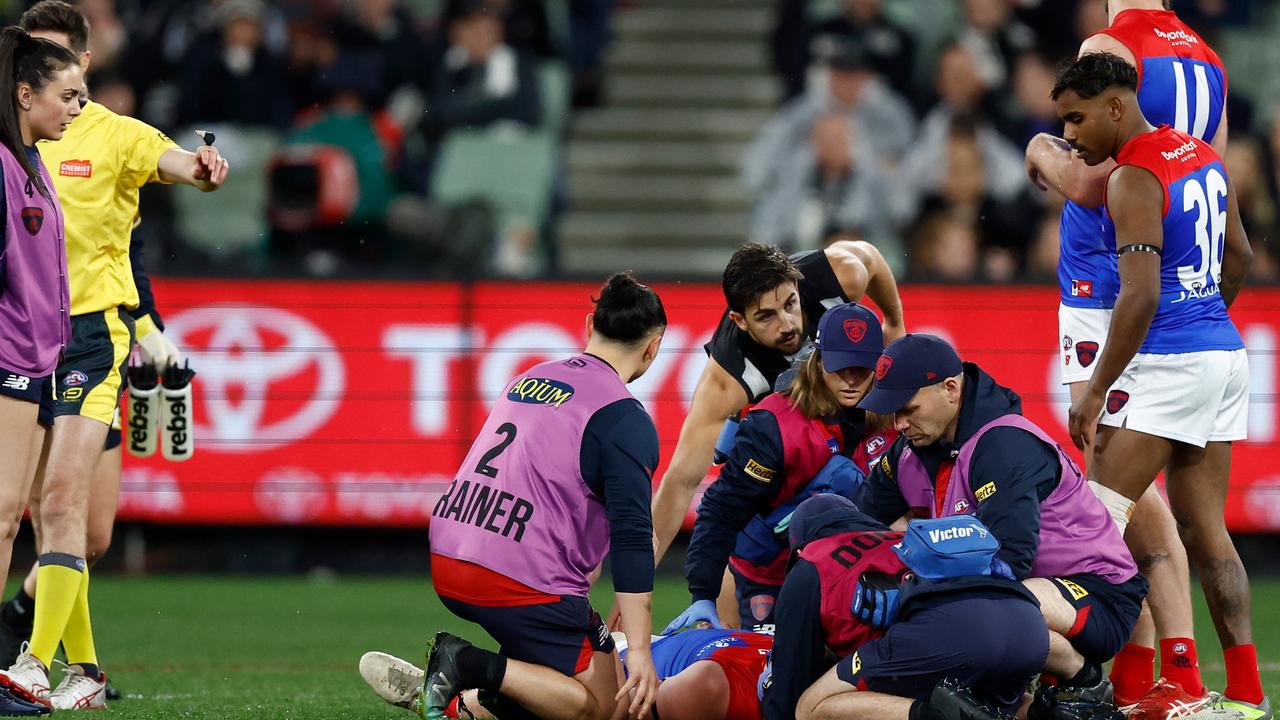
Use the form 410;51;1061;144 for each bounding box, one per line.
48;662;106;711
360;651;424;715
0;645;50;708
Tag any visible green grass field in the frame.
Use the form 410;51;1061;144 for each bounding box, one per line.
77;574;1280;719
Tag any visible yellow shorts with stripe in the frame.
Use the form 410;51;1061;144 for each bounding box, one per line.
54;308;135;425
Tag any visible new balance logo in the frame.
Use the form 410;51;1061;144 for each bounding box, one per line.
1;375;30;391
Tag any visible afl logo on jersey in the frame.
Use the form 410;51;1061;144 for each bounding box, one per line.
865;435;886;456
508;377;575;408
843;319;867;343
20;208;42;235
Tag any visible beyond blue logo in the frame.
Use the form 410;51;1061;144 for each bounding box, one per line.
508;377;575;408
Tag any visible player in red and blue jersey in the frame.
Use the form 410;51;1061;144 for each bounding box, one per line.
1055;53;1268;720
1024;1;1229;710
618;628;773;720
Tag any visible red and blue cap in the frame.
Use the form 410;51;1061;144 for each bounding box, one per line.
813;303;883;373
859;334;963;414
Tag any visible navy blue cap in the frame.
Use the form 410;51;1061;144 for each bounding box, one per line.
859;334;963;415
814;303;883;373
787;494;889;550
788;494;856;550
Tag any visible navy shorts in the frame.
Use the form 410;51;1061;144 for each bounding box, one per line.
104;408;122;451
1050;572;1147;664
0;368;55;429
837;591;1049;713
439;595;614;677
730;566;780;632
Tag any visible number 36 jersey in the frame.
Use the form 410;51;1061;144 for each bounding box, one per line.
1111;126;1243;354
1059;10;1225;311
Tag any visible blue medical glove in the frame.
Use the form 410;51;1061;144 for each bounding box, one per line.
757;653;773;702
989;557;1016;580
662;599;723;635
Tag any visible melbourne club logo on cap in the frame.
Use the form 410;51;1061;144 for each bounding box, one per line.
843;319;867;343
875;355;893;381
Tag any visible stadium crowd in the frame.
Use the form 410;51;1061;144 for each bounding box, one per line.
0;0;615;276
0;0;1272;281
751;0;1275;283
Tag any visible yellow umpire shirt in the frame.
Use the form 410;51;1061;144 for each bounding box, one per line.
37;100;180;316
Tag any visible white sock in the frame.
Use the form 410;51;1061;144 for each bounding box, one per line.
1089;481;1137;535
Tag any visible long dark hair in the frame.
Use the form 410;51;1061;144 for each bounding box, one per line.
0;26;77;198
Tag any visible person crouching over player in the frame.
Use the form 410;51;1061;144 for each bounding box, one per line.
650;241;904;572
780;497;1054;720
666;302;896;634
852;335;1144;702
418;273;665;720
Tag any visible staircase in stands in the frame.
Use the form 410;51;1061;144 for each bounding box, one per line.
560;0;774;278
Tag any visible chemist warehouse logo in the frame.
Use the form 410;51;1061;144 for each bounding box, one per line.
507;377;574;408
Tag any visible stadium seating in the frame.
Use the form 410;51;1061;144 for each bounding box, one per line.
171;125;278;263
433;127;557;236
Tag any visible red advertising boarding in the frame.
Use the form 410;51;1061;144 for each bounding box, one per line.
119;280;1280;532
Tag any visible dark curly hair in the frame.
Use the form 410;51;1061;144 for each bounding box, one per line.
722;243;804;314
1051;52;1138;102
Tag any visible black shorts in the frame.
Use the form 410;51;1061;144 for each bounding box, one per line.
837;592;1049;713
1050;573;1148;664
0;368;54;428
104;407;122;451
730;566;781;632
439;595;614;677
55;309;134;426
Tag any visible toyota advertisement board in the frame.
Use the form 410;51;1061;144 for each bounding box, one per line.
118;280;1280;531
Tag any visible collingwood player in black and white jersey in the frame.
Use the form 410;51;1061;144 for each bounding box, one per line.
650;241;905;575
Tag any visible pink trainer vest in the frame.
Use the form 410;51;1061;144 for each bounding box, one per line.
430;353;637;597
0;145;68;376
897;415;1136;584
